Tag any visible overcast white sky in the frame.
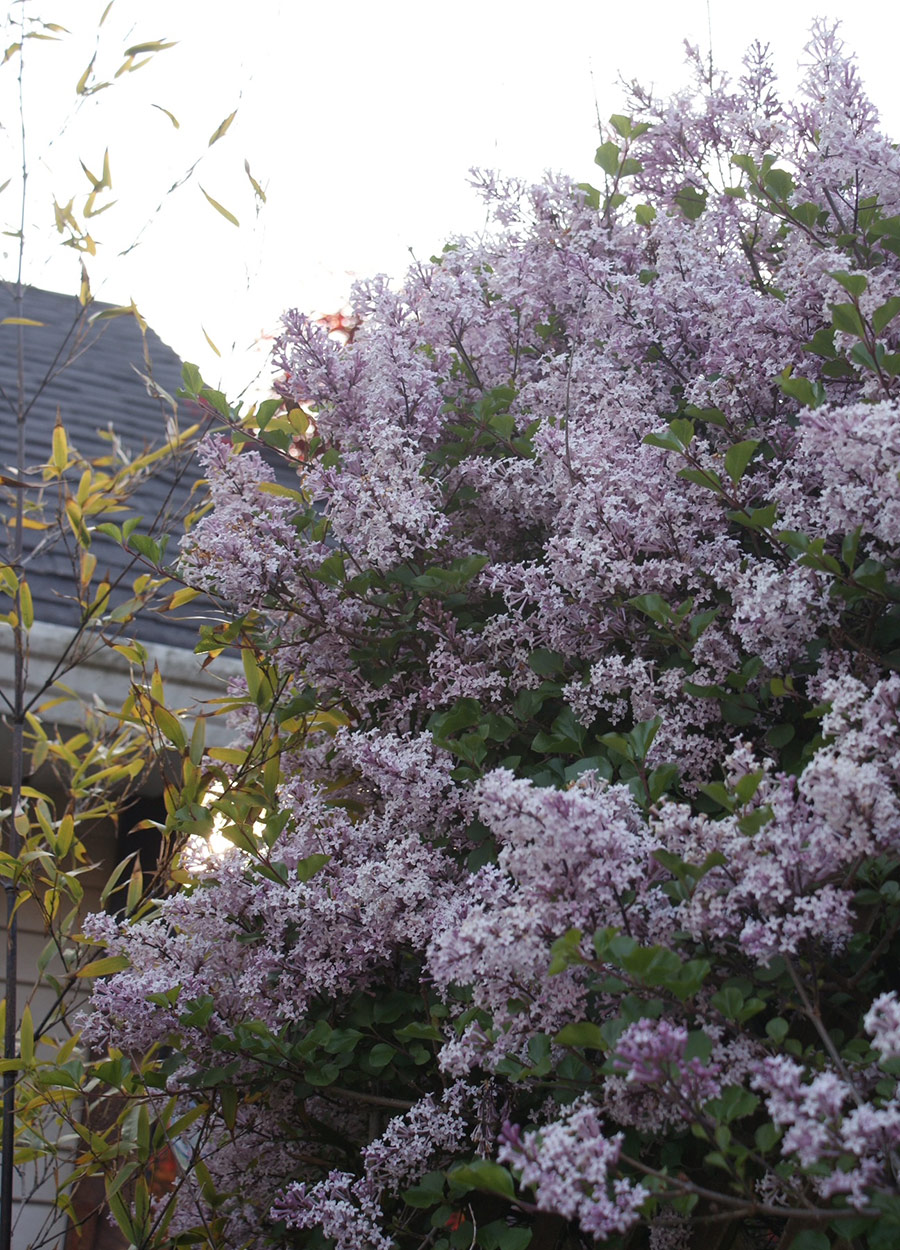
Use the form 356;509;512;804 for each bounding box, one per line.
2;0;899;397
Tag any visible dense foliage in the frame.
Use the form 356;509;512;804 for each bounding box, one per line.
87;25;900;1250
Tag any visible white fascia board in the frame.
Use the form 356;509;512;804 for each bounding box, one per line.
0;621;244;747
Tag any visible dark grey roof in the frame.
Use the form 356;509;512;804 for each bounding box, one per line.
0;284;212;649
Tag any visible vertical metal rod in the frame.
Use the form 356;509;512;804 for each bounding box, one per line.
1;2;30;1244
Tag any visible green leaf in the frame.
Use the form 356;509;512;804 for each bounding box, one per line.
403;1171;445;1208
368;1043;396;1069
804;327;836;358
643;431;682;452
778;368;826;409
629;593;672;624
548;928;583;975
480;1224;532;1250
608;114;633;138
788;1234;830;1250
764;167;794;199
634;204;656;226
296;853;331;883
724;439;759;485
830;270;868;298
766;1017;789;1044
449;1161;515;1200
668;417;695;447
831;302;866;338
678;466;723;493
754;1121;781;1152
555;1021;607;1049
873;296;900;336
527;649;564;676
128;532;161;562
674;184;707;220
594;141;620;176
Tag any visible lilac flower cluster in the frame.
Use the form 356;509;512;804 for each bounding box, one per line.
497;1100;649;1238
273;1172;392;1250
752;1056;900;1208
83;22;900;1248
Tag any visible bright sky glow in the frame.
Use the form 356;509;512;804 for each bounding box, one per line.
2;0;899;400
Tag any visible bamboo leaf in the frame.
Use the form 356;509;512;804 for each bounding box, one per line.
20;1006;34;1065
125;864;143;916
19;580;33;629
75;55;95;94
199;186;239;227
80;158;101;189
153;705;187;751
190;716;206;766
201;324;221;356
151;103;180;128
0;317;44;327
76;955;130;979
244;158;266;203
52;422;68;470
123;39;176;56
208;109;237;146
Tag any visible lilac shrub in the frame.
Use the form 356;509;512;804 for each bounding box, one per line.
87;23;900;1249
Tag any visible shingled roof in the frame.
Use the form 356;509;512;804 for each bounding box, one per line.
0;284;210;650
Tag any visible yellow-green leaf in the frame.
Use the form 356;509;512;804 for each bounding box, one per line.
201;324;221;356
76;55;95;94
167;585;200;609
20;1006;34;1064
52;421;68;471
154;705;187;751
19;581;33;629
244;158;267;203
258;481;304;500
189;716;206;765
208;109;237;147
123;39;176;56
151;103;179;128
199;186;239;227
125;864;143;915
57;814;75;857
89;303;139;323
76;955;130;978
0;317;44;327
208;747;246;765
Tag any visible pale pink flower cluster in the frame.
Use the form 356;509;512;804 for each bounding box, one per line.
865;993;900;1063
752;1055;900;1209
497;1099;649;1238
273;1172;391;1250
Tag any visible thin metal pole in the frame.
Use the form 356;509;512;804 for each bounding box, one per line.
1;2;29;1243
